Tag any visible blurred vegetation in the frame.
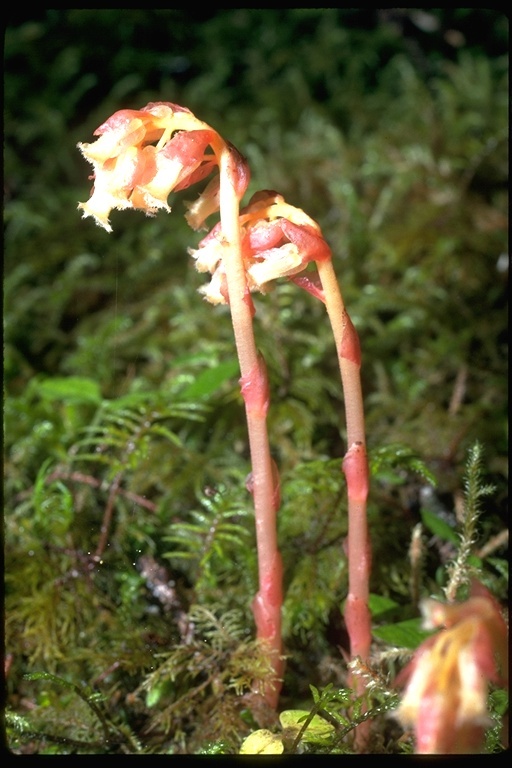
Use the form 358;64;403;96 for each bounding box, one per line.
4;9;508;754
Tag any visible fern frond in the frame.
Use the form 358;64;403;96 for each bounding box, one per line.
73;400;200;472
187;605;248;649
369;443;437;487
138;605;273;748
163;486;252;592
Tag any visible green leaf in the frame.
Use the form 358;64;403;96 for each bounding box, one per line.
279;709;335;745
38;376;102;405
180;360;239;399
145;684;164;708
369;443;437;486
486;557;509;580
368;593;399;616
101;391;154;409
148;424;183;447
372;617;432;649
239;729;284;754
489;687;508;716
421;507;459;544
24;671;77;690
31;459;74;538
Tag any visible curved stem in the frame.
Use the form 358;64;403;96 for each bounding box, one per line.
315;260;364;445
316;258;371;748
218;147;283;707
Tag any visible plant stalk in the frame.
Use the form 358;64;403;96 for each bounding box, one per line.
316;258;371;746
218;147;284;707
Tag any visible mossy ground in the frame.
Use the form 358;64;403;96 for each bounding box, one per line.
4;10;508;754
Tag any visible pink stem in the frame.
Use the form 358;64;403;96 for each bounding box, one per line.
316;258;371;747
218;147;284;706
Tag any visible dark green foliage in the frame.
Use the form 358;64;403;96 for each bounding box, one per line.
4;9;507;754
163;485;255;599
280;459;348;646
137;605;275;753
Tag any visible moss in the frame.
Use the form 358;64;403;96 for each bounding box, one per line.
5;10;507;754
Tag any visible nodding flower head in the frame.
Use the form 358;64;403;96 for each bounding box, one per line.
78;102;249;232
394;581;508;754
190;190;332;304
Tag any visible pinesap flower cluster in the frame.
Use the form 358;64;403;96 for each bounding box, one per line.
78;101;248;233
78;103;331;303
395;581;508;754
190;190;331;304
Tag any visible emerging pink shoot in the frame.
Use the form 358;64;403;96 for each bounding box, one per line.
395;580;508;754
